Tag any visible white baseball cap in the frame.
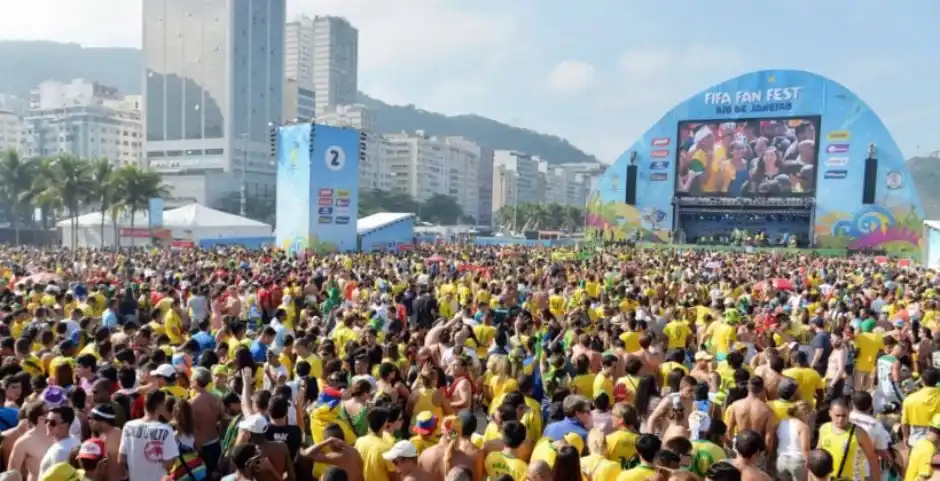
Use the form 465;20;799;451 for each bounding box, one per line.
237;414;269;434
150;364;176;378
382;440;418;461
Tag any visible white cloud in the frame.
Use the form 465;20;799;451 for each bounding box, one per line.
544;60;596;94
0;0;141;47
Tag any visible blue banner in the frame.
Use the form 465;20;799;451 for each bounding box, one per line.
148;197;164;230
275;124;313;253
307;125;360;252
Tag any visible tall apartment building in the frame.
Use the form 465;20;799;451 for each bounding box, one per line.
383;131;481;220
477;146;494;226
284;16;315;89
310;16;359;110
0;110;23;153
317;104;386;190
282;78;316;122
539;160;591;208
142;0;285;205
492;150;540;211
23;79;142;165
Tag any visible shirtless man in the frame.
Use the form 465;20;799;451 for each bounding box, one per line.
731;430;772;481
0;410;27;467
302;427;364;481
689;351;714;385
88;404;125;481
726;377;776;463
418;411;482;481
383;440;435;481
8;401;52;481
753;353;784;400
190;367;224;475
637;333;663;377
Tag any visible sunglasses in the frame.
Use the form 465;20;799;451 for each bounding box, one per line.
44;418;60;427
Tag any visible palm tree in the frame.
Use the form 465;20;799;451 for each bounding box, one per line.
563;206;585;232
113;165;170;246
88;158;117;247
38;155;95;248
0;151;36;244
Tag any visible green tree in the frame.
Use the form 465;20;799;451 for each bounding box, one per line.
113;165;170;246
359;189;420;216
87;158;118;247
563;205;585;232
420;194;462;225
0;150;37;244
38;155;95;247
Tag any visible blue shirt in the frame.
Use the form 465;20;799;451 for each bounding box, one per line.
250;339;268;363
542;417;588;443
101;309;119;329
191;331;216;355
0;407;18;429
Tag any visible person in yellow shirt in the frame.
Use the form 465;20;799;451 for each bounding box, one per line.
853;320;883;391
382;439;431;480
408;412;439;455
902;368;940;448
663;317;693;351
818;398;880;481
354;406;397;481
593;355;617;402
782;350;825;407
583;428;622;481
905;414;940;481
605;404;640;470
484;420;528;480
616;433;659;481
163;298;184;346
705;317;736;356
571;355;595;399
548;287;565;320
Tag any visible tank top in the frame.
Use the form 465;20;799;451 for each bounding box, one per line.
818;422;862;481
412;387;444;430
776;419;804;457
877;355;899;400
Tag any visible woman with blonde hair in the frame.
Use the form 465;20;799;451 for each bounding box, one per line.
581;428;622;481
776;400;813;481
417;411;483;481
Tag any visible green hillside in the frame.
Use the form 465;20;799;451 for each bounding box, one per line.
0;41;598;164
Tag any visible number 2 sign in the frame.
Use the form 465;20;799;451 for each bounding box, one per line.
324;146;346;171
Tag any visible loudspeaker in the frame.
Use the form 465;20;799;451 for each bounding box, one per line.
626;165;638;205
862;157;877;204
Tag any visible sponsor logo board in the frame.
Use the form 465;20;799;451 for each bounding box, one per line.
825;157;848;167
335;198;350;207
318;207;333;215
318;216;333;224
336;189;351;198
824;170;847;179
650;160;669;170
825;144;850;154
317;188;333;197
318;197;333;206
651;150;670;158
649;172;668;181
651;138;671;147
335;216;350;224
827;131;851;141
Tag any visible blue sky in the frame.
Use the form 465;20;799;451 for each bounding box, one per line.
1;0;938;162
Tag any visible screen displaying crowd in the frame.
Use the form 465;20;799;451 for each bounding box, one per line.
675;117;820;197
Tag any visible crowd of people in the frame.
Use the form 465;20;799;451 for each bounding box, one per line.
0;244;935;481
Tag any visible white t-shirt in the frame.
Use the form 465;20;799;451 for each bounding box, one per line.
39;437;81;475
119;419;180;481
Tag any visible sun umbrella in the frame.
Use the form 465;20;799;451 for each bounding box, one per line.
426;255;445;263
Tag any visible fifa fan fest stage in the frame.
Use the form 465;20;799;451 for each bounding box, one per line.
586;69;925;259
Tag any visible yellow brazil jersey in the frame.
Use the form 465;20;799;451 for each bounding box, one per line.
582;454;621;481
694;145;729;193
708;322;736;355
164;309;184;345
21;354;44;377
905;438;936;481
619;332;640;354
586;281;601;299
530;438;559;468
332;326;359;358
782;367;825;407
768;399;793;421
473;324;497;358
354;433;395;481
616;463;656;481
548;295;565;318
571;374;595;399
663;321;692;350
901;387;940;443
161;385;190;400
593;373;614;401
817;423;861;480
854;332;884;373
606;429;638;469
486;374;518;403
484;451;527;480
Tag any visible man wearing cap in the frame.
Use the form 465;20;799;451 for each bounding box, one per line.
76;438;108;481
38;462;90;481
237;414;295;481
383;440;433;481
853;318;883;392
88;405;123;481
149;364;188;400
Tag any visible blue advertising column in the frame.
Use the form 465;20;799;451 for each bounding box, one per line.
308;124;360;252
275;124;313;253
275;123;360;253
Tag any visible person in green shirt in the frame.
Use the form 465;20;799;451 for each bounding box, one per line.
617;434;660;481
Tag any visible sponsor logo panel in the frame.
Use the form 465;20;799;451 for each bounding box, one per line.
335;199;351;207
335;216;350;224
651;150;670;158
825;157;848;167
318;207;333;215
825;144;850;154
824;170;847;180
317;197;333;206
649;172;668;181
650;160;669;170
318;216;333;224
826;131;851;141
336;189;351;198
651;138;671;147
318;188;333;196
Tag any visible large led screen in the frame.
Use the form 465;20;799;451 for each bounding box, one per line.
675;116;820;197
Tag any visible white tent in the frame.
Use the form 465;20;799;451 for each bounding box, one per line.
57;203;273;248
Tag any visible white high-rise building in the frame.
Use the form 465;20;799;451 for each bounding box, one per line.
311;16;359;110
493;150;539;210
383;131;480;220
142;0;285;206
539;160;591;208
317;104;386;190
24;80;141;165
284;16;315;89
0;110;23;154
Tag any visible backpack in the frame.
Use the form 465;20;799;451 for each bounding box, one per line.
169;442;208;481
